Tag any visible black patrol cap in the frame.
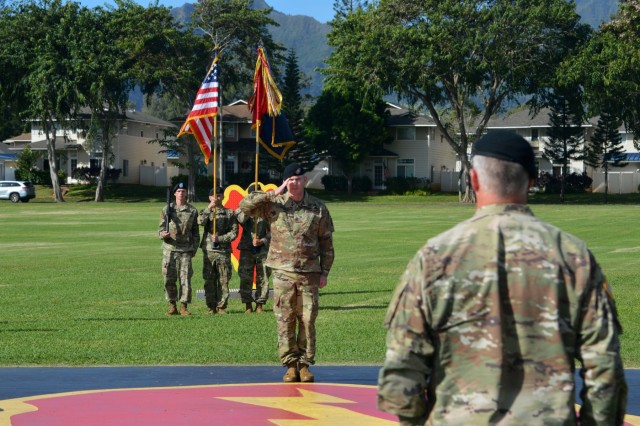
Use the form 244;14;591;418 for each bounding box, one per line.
247;183;257;194
173;182;186;193
209;187;224;196
472;131;536;178
283;163;305;180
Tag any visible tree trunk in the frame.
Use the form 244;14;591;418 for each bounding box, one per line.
604;163;609;204
95;153;108;202
460;157;475;203
95;123;110;202
44;120;64;203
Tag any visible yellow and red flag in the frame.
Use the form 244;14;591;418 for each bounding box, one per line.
248;47;294;160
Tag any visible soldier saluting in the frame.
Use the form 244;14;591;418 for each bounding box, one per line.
239;163;334;383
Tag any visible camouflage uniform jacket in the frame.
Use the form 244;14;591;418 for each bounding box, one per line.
197;206;238;253
239;190;334;275
235;208;270;252
378;203;627;425
158;202;199;254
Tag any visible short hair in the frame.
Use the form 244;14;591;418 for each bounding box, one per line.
472;155;530;198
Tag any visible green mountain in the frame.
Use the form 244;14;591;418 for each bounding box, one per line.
576;0;619;28
166;0;618;99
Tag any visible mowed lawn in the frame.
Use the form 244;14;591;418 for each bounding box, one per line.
0;196;638;367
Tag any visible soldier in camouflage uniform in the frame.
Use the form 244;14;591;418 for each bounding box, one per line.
198;187;238;315
239;164;334;383
158;182;199;316
378;131;627;425
235;185;271;314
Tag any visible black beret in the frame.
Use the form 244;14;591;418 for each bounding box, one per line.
283;163;305;180
209;187;224;196
472;131;536;178
173;182;186;193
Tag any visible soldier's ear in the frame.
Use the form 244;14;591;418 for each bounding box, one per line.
470;168;480;192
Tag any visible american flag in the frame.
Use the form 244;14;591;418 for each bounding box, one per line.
178;51;220;164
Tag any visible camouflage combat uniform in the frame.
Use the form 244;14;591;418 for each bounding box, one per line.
235;208;271;306
378;204;627;425
239;190;334;366
198;205;238;310
158;202;199;305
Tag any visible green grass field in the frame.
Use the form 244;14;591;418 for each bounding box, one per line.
0;186;638;367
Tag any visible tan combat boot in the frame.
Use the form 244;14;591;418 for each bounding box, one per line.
245;303;253;313
166;301;178;316
180;303;191;316
255;304;264;313
217;307;227;315
299;363;314;383
283;362;299;383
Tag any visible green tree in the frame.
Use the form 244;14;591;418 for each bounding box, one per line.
17;0;93;202
187;0;285;186
280;49;318;173
77;1;189;201
0;5;28;142
142;24;212;202
584;109;627;203
543;90;585;202
567;0;640;145
15;146;41;182
304;88;391;194
193;0;284;101
325;0;590;202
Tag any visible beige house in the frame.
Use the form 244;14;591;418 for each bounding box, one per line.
485;108;640;193
2;110;181;186
323;103;459;191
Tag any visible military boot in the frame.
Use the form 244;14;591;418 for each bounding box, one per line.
245;303;253;313
217;307;227;315
298;363;314;383
166;301;178;316
180;303;191;316
255;304;264;313
283;362;299;383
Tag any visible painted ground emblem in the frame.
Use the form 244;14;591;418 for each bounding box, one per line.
0;383;397;425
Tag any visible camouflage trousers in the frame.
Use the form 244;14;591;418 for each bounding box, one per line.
202;250;232;310
238;249;271;305
163;250;193;304
272;270;320;366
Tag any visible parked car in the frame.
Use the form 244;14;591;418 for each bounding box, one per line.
0;180;36;203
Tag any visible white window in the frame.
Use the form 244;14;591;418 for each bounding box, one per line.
397;127;416;140
397;159;415;178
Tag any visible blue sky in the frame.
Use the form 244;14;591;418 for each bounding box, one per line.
77;0;335;23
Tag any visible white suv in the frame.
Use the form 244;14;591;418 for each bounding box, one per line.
0;180;36;203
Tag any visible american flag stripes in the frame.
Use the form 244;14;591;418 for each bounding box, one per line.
178;51;221;164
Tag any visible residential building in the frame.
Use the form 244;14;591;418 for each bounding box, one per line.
485;107;640;193
322;103;459;191
2;110;181;186
0;137;18;180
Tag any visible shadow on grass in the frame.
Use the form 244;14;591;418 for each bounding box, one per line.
321;304;389;311
320;289;391;297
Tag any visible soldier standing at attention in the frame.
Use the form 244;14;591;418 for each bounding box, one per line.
158;182;199;316
198;187;238;315
378;131;627;425
235;184;271;314
239;163;334;383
